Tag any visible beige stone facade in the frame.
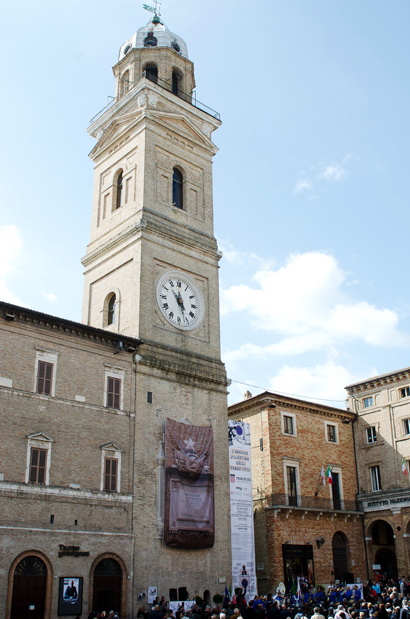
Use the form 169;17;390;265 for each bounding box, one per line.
0;14;231;619
228;392;367;593
346;367;410;580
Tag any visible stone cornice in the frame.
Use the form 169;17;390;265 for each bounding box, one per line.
228;390;354;421
0;481;132;504
88;78;220;142
0;301;142;349
0;386;136;418
82;208;219;269
346;367;410;394
138;339;229;389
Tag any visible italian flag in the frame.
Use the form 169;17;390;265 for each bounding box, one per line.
325;464;333;485
402;458;408;476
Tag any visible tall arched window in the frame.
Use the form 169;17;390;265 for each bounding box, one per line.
120;70;130;96
172;168;183;209
116;172;123;210
144;64;158;83
172;71;180;96
107;294;116;325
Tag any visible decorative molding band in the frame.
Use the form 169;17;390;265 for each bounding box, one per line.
0;481;132;503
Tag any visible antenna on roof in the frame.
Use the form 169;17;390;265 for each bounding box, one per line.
143;1;162;17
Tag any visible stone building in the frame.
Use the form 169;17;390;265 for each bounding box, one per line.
0;12;231;619
346;367;410;580
228;391;367;593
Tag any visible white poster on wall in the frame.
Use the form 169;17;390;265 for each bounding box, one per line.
148;587;158;604
228;420;257;599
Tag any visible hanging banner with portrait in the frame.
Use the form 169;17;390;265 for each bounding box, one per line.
164;418;214;549
228;420;257;599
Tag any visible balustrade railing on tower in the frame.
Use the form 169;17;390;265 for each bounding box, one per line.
89;71;220;126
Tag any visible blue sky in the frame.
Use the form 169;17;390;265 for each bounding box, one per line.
1;0;410;406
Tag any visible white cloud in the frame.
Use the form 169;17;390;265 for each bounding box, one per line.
294;155;351;195
44;293;58;303
0;225;24;305
294;178;313;193
221;250;410;357
320;164;346;181
219;241;274;269
269;360;365;404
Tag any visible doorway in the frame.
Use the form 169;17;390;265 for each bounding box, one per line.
92;558;122;615
332;532;349;580
10;556;47;619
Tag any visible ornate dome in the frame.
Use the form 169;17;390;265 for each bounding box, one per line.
118;17;189;61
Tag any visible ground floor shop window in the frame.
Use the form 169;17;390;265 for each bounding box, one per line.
282;544;314;593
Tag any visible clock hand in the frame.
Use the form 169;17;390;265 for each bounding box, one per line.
172;290;186;314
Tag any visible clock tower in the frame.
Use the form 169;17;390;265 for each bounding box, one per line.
82;11;231;607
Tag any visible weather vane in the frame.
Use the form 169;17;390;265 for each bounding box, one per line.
143;1;161;17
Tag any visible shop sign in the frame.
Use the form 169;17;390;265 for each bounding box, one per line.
363;494;410;511
58;545;89;558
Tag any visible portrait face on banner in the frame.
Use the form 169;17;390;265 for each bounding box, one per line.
58;577;83;615
164;418;214;549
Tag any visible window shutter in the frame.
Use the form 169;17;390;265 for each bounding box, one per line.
107;377;114;407
114;378;121;409
104;457;118;492
37;361;45;393
29;448;47;484
111;458;118;492
30;448;39;482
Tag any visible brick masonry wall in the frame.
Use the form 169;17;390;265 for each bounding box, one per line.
0;315;232;618
229;394;366;591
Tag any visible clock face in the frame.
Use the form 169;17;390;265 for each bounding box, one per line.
156;271;205;331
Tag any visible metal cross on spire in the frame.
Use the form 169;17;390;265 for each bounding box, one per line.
143;0;162;17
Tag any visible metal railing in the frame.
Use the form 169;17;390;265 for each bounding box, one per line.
89;71;220;126
266;493;360;512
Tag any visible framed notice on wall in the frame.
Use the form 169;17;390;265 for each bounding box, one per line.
58;577;83;615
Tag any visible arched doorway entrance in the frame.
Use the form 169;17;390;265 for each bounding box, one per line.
375;548;397;580
370;520;397;580
203;590;211;606
10;555;47;619
92;558;122;615
332;532;349;581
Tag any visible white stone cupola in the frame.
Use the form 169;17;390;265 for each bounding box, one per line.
113;16;195;101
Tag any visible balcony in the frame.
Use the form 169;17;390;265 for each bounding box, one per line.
265;493;361;520
89;71;220;127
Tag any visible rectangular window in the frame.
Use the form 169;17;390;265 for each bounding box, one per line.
332;471;342;510
29;448;47;484
106;377;121;409
401;387;410;398
370;465;382;491
283;415;294;435
364;397;374;408
37;361;53;395
104;457;118;492
286;466;298;506
367;427;377;444
327;424;337;443
403;419;410;436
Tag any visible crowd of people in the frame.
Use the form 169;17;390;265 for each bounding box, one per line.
85;577;410;619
